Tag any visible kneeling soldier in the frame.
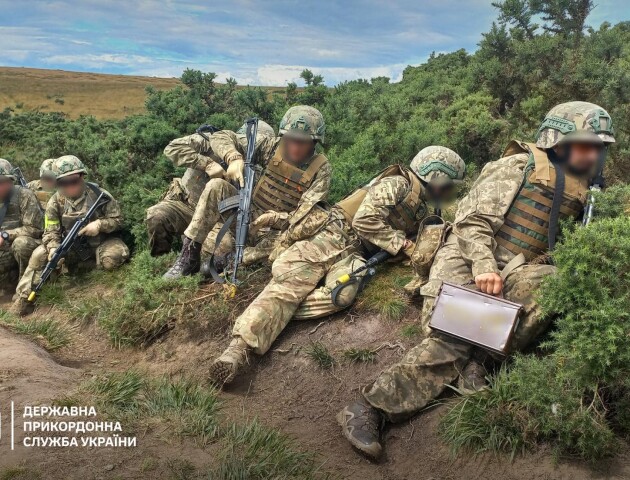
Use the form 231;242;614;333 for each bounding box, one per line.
337;101;615;460
0;159;43;293
14;155;129;315
208;146;466;386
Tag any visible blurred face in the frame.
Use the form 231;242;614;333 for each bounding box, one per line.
41;177;56;191
425;182;456;202
57;174;85;199
556;142;603;176
0;178;13;200
283;137;315;165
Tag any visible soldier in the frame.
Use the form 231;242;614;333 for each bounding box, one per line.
337;101;616;460
207;146;466;386
163;106;332;279
27;158;56;209
146;120;275;257
14;155;129;315
0;159;43;292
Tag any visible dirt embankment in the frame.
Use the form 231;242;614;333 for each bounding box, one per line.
0;292;629;479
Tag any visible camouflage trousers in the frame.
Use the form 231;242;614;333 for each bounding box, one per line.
232;216;365;355
15;238;130;300
0;236;40;291
362;240;556;422
183;178;280;266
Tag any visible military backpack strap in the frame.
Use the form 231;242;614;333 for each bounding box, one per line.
546;151;566;251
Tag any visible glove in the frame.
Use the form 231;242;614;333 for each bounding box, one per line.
250;211;280;234
225;155;245;188
78;219;101;237
47;247;65;268
402;239;416;258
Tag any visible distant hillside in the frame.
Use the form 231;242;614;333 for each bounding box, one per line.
0;67;181;119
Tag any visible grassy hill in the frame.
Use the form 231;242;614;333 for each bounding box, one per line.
0;67;181;119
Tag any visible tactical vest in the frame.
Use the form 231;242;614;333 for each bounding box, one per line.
252;143;327;213
60;183;110;247
495;141;588;261
336;164;427;236
0;187;23;231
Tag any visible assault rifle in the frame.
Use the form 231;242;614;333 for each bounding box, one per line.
582;149;607;226
12;168;28;188
27;191;110;302
331;250;391;307
230;117;258;284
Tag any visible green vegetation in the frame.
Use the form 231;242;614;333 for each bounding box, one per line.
440;187;630;462
305;342;335;369
356;264;410;321
400;324;421;338
343;347;377;363
0;310;72;351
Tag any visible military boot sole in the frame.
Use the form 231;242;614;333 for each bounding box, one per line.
208;359;236;387
336;408;383;460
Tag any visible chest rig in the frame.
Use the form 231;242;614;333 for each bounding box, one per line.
252;142;327;213
60;183;109;248
0;186;23;230
496;141;588;261
336;164;427;236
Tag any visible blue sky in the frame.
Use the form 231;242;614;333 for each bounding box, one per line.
0;0;627;86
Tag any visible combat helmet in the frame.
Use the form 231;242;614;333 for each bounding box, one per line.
279;106;325;143
237;119;275;138
40;159;56;179
410;146;465;186
0;158;16;181
53;155;87;179
536;101;615;149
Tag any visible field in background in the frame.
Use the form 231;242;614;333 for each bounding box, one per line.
0;67;181;119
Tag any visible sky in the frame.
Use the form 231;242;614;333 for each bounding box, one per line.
0;0;627;86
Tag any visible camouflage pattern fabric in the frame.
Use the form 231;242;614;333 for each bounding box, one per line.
146;196;195;256
279;105;326;143
410;146;465;185
0;236;40;289
1;186;44;242
26;179;54;210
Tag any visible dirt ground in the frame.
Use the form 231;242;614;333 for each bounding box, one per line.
0;291;629;480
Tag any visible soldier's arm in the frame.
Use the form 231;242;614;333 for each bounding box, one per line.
7;188;43;241
164;133;222;173
209;131;277;168
42;194;63;250
453;154;528;277
352;175;409;255
97;193;124;233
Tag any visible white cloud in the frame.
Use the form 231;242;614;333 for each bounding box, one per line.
255;63;410;86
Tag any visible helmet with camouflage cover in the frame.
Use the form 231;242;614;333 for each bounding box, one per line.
40;158;56;179
0;158;16;181
410;146;465;186
53;155;87;179
279;106;325;143
237;119;275;138
536;101;615;149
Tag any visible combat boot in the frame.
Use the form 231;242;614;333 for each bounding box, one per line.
162;237;201;280
337;400;383;460
208;337;250;386
11;297;34;317
457;360;488;393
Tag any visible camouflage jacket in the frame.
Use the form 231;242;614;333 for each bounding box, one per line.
210;131;332;228
351;175;423;256
0;186;43;242
452;153;530;277
43;185;124;250
164;133;226;174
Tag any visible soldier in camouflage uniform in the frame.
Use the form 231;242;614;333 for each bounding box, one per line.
0;159;43;292
337;101;616;460
26;159;56;210
163;106;332;279
207;146;466;386
14;155;129;315
146;120;275;257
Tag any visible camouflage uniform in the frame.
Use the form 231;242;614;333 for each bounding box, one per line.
362;101;615;421
0;183;43;289
26;159;56;210
15;157;130;300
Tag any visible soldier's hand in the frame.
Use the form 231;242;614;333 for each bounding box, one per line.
226;157;245;188
250;211;279;234
47;247;64;267
475;272;503;296
402;239;415;257
78;219;101;237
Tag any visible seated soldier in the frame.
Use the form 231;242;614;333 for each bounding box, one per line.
146;121;275;257
207;146;466;386
14;155;129;315
27;159;56;210
163;106;332;280
337;101;615;460
0;159;43;293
